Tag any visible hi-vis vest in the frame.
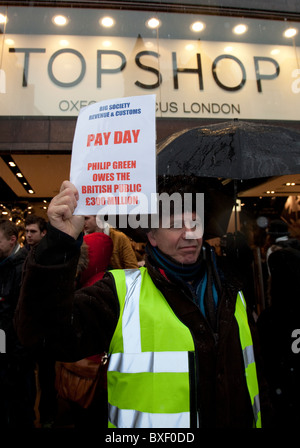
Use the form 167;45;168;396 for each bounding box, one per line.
107;267;261;428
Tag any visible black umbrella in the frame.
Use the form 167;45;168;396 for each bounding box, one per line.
157;120;300;179
157;120;300;237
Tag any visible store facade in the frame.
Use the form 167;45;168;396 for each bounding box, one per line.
0;0;299;214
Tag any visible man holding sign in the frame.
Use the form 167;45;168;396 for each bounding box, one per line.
15;95;271;429
15;174;271;428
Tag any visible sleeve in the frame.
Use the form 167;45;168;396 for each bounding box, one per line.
14;224;120;362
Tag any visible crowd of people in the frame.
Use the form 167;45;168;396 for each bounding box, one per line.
1;177;300;429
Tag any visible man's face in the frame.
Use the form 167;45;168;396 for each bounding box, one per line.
147;212;203;264
25;224;45;246
0;230;16;259
84;215;98;234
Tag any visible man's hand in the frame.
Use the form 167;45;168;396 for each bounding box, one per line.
47;181;84;239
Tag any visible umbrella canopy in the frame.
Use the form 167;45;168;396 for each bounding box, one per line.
157;121;300;179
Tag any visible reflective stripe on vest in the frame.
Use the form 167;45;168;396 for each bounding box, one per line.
108;268;195;429
234;291;262;428
108;269;262;428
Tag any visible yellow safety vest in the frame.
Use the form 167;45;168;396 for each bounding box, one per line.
234;291;262;428
108;267;261;428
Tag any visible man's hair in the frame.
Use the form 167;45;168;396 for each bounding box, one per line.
157;175;204;216
25;215;47;232
0;219;18;239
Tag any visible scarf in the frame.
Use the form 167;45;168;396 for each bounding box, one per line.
146;244;203;282
146;244;222;331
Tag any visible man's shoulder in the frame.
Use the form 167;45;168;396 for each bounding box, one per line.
110;227;128;240
0;246;28;270
110;228;135;252
12;246;29;264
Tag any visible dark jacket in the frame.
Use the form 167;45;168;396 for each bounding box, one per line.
258;247;300;427
15;224;271;428
0;245;37;428
0;245;28;356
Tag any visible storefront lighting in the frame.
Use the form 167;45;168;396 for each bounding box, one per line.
270;49;280;55
286;182;296;186
100;17;115;28
1;155;35;195
190;21;205;32
283;28;298;38
145;41;154;49
224;46;233;52
102;40;112;48
59;39;69;46
5;38;14;46
0;13;7;24
233;24;248;35
185;44;195;51
146;18;161;29
52;15;68;26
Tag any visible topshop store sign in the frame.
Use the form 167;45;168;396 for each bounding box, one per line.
0;34;299;119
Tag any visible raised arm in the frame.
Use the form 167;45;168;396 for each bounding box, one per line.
15;181;120;361
47;180;84;239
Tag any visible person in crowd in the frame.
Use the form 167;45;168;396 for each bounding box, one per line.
0;219;35;428
79;232;113;287
25;214;55;427
15;178;271;428
25;215;47;249
220;231;256;312
257;247;300;427
264;218;300;274
84;215;138;269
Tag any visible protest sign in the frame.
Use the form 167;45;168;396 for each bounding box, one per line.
70;94;156;217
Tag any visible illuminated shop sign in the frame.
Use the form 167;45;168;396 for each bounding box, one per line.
0;35;299;119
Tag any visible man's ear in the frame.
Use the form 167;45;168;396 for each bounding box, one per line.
146;230;158;247
10;235;17;245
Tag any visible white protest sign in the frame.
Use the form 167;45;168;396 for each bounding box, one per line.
70;94;157;217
